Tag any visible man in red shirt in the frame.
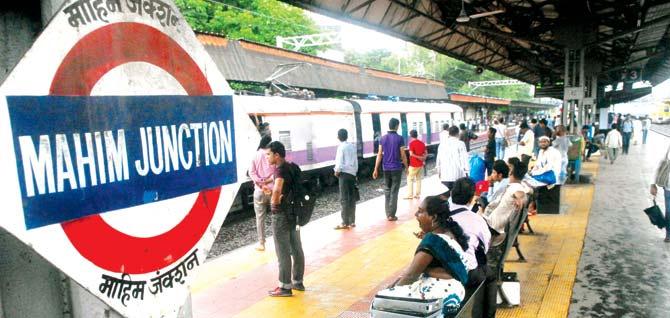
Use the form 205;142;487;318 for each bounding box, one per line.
405;129;427;199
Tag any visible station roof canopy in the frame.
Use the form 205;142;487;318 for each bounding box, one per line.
279;0;670;89
197;34;449;100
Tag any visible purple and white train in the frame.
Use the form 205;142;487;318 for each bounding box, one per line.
230;95;464;211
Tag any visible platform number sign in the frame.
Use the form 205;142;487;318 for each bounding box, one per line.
0;0;257;317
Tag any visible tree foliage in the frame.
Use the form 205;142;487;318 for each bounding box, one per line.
175;0;323;54
344;45;533;101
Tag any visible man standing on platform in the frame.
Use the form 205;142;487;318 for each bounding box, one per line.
405;129;427;199
642;116;651;145
437;126;469;191
605;123;623;164
518;122;535;166
334;129;358;230
373;118;408;221
621;115;633;154
266;141;305;297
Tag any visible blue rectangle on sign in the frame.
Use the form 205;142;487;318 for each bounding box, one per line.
7;95;237;229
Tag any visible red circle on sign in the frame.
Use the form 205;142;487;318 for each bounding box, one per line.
55;22;221;274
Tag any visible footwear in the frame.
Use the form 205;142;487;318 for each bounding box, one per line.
348;223;356;228
334;224;349;230
255;243;265;251
292;283;306;291
414;195;420;199
403;196;413;200
387;216;398;221
268;287;292;297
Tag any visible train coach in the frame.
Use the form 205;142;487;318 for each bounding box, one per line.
229;95;464;212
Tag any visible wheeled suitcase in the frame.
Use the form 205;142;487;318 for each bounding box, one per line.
371;294;443;318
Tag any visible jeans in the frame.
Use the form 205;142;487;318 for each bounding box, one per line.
643;129;649;144
384;170;402;217
253;189;270;244
406;166;423;198
495;137;505;160
607;147;619;163
664;189;670;239
271;212;304;289
568;159;582;182
622;132;632;154
338;173;357;225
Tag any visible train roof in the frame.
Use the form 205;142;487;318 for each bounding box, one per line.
233;95;354;115
351;100;462;114
233;95;463;115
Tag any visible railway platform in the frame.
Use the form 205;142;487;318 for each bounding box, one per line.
191;131;670;318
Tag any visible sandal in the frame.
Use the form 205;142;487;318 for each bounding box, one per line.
334;224;349;230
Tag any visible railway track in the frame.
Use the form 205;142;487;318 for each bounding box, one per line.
651;124;670;137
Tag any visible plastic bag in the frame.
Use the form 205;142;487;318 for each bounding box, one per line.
469;154;486;183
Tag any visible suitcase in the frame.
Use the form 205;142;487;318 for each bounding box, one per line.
371;294;443;317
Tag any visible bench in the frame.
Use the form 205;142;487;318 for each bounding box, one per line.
495;198;530;306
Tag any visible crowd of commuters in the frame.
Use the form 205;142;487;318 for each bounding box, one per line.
248;112;655;312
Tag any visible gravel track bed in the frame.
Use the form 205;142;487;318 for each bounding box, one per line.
206;160;437;259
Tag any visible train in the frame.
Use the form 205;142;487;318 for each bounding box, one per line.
229;95;465;212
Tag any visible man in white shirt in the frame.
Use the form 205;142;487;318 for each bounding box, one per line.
334;129;359;229
518;122;535;165
525;136;561;188
494;119;507;160
436;126;469;191
605;123;623;164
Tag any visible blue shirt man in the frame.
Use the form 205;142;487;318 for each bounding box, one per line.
334;129;359;229
373;118;408;221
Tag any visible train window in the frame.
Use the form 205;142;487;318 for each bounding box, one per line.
279;131;292;151
419;122;424;135
306;142;314;161
412;122;418;131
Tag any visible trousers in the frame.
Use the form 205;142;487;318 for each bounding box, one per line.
338;173;357;225
384;170;402;217
271;212;304;289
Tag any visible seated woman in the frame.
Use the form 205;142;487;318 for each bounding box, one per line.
478;158;529;248
375;196;475;315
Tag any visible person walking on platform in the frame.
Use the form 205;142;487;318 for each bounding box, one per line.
373;118;408;221
484;127;497;176
605;124;623;164
518;122;535;166
437;126;469;192
334;129;358;230
622;115;633;154
494;119;507;160
650;144;670;242
642;116;651;145
405;129;426;200
249;135;275;251
266;141;305;297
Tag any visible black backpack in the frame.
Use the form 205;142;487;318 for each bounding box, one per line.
283;162;316;226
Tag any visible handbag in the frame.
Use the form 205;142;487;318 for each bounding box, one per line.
654;146;670;188
644;200;668;229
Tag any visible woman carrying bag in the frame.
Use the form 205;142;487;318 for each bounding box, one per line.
650;143;670;242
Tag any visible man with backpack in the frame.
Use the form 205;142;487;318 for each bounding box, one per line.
266;141;305;297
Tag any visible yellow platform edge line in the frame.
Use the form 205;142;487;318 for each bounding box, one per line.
233;219;419;318
498;160;598;318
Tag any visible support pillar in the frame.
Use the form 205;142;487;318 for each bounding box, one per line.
562;48;586;134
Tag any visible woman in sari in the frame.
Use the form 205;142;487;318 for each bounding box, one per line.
376;196;475;315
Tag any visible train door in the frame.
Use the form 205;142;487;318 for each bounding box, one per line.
372;113;381;153
425;113;432;144
352;102;364;158
400;113;409;145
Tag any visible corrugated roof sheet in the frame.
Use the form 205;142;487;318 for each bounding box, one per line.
197;34;448;100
